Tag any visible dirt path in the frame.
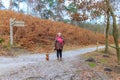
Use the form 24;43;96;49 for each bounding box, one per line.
0;46;110;80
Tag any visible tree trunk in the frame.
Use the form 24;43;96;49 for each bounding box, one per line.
106;0;120;64
112;14;120;64
27;0;29;14
105;10;110;53
56;1;64;21
9;0;13;10
18;0;20;12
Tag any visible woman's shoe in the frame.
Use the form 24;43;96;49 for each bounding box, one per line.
60;58;62;61
57;58;59;61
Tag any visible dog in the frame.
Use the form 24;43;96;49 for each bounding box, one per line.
46;53;49;61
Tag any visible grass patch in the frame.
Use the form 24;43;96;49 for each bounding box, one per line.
3;43;20;50
88;62;96;68
100;59;107;64
98;49;106;54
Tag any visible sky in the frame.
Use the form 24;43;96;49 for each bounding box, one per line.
2;0;9;8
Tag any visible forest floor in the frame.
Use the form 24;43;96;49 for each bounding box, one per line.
0;45;120;80
82;47;120;80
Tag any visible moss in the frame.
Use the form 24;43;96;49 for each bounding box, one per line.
88;62;96;68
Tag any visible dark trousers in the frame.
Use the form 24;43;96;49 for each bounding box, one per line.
57;49;62;58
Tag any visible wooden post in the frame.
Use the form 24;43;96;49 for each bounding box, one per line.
96;41;99;51
10;18;15;45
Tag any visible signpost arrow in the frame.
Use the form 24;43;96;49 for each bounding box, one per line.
14;21;25;27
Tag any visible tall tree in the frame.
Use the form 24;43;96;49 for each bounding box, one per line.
105;0;120;64
66;0;103;25
26;0;34;14
105;7;110;53
33;0;66;21
17;0;20;12
15;0;27;12
9;0;13;10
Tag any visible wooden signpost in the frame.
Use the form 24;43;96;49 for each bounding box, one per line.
10;18;25;45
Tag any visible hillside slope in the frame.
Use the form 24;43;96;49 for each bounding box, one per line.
0;10;113;53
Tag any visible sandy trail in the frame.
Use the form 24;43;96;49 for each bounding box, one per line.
0;46;108;80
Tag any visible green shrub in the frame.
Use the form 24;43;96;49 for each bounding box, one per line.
0;38;4;44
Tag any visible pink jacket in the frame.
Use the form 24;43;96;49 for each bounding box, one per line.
54;36;65;50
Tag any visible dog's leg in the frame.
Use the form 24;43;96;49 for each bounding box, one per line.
46;52;49;61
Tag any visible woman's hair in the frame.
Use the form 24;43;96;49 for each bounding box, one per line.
57;32;62;36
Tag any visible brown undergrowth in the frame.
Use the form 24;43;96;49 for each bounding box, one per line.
0;10;114;55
